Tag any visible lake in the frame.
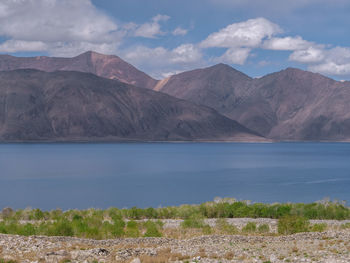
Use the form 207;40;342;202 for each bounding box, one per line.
0;142;349;210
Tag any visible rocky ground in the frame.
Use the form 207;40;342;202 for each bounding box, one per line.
0;219;349;263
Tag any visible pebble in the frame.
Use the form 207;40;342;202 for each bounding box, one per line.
0;219;349;263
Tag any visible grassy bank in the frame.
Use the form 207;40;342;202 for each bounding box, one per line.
0;199;349;239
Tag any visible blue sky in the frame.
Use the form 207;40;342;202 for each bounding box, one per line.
0;0;350;80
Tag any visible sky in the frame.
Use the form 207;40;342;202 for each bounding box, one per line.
0;0;350;80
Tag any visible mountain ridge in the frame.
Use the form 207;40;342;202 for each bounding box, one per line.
156;63;350;141
1;51;350;141
0;51;158;89
0;69;263;142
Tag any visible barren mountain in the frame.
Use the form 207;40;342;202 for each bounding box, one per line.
0;69;262;142
0;51;157;89
157;65;350;141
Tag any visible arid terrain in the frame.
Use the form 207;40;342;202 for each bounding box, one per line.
0;218;349;263
1;51;350;142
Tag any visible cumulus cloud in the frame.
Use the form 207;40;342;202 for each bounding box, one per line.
0;40;48;53
122;44;204;78
200;18;281;48
0;0;122;55
306;47;350;75
263;36;314;51
289;46;325;63
48;42;118;57
134;14;170;38
309;62;350;75
200;17;350;76
123;44;202;66
172;27;188;36
1;2;349;79
170;44;202;63
199;18;282;66
214;48;251;65
288;44;350;75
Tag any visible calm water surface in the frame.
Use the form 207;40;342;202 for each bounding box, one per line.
0;143;349;210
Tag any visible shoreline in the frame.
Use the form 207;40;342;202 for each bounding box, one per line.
2;140;350;144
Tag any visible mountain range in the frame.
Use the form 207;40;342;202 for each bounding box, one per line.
0;51;349;142
156;64;350;141
0;51;157;89
0;69;261;142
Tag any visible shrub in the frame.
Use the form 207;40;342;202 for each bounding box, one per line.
143;221;162;237
340;222;350;229
310;223;327;232
0;259;18;263
48;220;74;236
278;215;310;235
181;214;205;228
216;218;238;234
258;224;270;233
242;222;257;233
112;218;125;237
1;207;13;219
33;209;45;220
202;224;212;235
18;223;36;236
125;220;139;237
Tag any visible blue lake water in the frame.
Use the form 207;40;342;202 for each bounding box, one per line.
0;143;349;210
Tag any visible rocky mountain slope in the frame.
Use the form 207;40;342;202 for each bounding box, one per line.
157;65;350;141
0;69;262;142
0;51;157;89
2;51;350;141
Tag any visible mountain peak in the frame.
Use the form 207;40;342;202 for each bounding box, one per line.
0;69;262;142
0;50;157;89
210;63;236;71
77;50;113;59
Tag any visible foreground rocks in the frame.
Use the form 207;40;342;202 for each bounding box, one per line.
0;227;349;263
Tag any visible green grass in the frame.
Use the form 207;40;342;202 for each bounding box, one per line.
242;222;257;233
278;215;310;235
310;223;327;232
0;259;17;263
181;214;206;228
216;218;238;234
341;222;350;229
0;199;349;239
258;223;270;233
2;199;349;222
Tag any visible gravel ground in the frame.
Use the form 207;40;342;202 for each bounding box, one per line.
0;219;349;263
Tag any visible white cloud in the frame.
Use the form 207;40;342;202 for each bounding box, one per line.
0;40;48;53
0;0;122;55
47;42;118;57
289;46;325;63
170;44;202;63
172;27;188;36
305;47;350;75
309;62;350;75
121;44;204;78
200;17;281;48
263;36;313;51
134;14;170;38
161;71;184;78
152;14;170;23
326;47;350;65
214;48;251;65
123;44;202;66
288;44;350;76
0;0;119;43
